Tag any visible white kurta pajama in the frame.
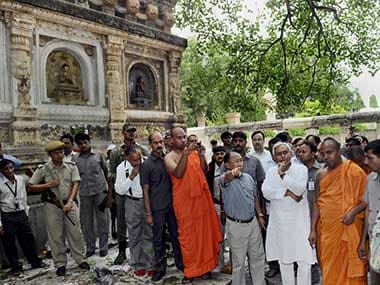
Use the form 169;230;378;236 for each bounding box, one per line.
263;163;316;285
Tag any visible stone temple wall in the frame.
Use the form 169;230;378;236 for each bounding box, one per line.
0;0;186;162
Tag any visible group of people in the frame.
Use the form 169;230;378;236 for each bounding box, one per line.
0;125;380;285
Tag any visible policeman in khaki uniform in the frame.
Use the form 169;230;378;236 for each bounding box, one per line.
28;141;90;276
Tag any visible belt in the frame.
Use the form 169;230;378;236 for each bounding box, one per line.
227;215;254;224
126;195;142;201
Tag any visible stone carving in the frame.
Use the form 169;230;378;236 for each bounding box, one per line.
169;76;180;114
164;10;173;28
0;127;9;144
126;0;139;14
146;3;158;20
103;0;117;15
17;75;31;107
105;36;125;144
77;0;90;8
46;51;86;105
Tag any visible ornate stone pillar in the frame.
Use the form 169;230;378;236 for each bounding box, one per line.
168;51;183;122
8;12;40;146
105;35;125;144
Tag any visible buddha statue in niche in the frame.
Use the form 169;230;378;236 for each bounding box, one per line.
46;51;86;105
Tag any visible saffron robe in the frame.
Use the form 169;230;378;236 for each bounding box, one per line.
318;161;367;285
170;151;222;278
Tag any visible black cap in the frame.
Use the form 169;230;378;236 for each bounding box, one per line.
122;123;137;132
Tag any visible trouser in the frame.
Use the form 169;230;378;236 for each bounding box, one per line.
43;202;86;268
279;261;311;285
214;203;227;269
226;217;266;285
152;206;184;272
370;268;380;285
115;193;127;242
1;211;41;270
125;197;154;270
79;194;109;253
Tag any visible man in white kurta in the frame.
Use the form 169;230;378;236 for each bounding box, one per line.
263;142;316;285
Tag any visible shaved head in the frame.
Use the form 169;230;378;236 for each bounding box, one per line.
322;137;340;150
171;127;184;137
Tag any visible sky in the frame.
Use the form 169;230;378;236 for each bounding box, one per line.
173;0;379;107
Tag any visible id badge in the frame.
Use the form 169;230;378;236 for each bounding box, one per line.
308;180;315;191
14;197;20;209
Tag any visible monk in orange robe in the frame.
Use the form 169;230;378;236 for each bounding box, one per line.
165;127;222;280
309;138;367;285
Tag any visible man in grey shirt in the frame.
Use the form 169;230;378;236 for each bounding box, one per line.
219;151;266;285
359;139;380;285
73;133;110;257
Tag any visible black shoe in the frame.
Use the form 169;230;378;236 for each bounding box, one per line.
151;270;166;282
10;267;22;276
31;261;48;269
311;264;321;284
99;250;108;257
85;250;95;258
79;262;90;270
265;268;279;278
56;266;66;276
114;252;126;265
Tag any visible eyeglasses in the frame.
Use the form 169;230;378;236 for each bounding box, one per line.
275;150;290;157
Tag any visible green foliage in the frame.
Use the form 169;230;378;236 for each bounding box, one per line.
319;126;340;135
296;85;364;117
180;39;266;126
353;123;368;132
370;95;379;108
176;0;379;117
288;128;306;137
263;129;277;138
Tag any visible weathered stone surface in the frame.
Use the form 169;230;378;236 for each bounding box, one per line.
14;0;187;47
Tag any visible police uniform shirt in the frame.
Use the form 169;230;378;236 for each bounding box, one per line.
29;160;81;201
0;175;28;226
114;159;143;198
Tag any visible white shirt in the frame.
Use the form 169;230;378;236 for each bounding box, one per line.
251;149;275;174
115;160;143;198
64;151;77;162
0;175;29;226
263;163;316;264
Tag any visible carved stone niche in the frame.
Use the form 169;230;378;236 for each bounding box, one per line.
46;51;87;105
128;63;158;109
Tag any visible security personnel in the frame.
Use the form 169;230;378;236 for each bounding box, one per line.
28;141;89;276
108;123;149;265
0;158;46;275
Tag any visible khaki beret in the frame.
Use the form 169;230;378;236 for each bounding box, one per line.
45;141;64;152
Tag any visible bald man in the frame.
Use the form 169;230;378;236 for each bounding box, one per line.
165;127;222;281
309;138;367;285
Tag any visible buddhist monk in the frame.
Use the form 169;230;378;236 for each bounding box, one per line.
165;127;222;282
309;138;367;285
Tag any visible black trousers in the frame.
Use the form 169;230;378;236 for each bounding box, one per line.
152;206;184;272
1;211;40;270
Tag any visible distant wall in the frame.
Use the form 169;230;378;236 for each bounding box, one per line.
188;111;380;150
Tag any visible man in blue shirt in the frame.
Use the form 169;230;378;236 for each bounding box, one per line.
219;151;266;285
